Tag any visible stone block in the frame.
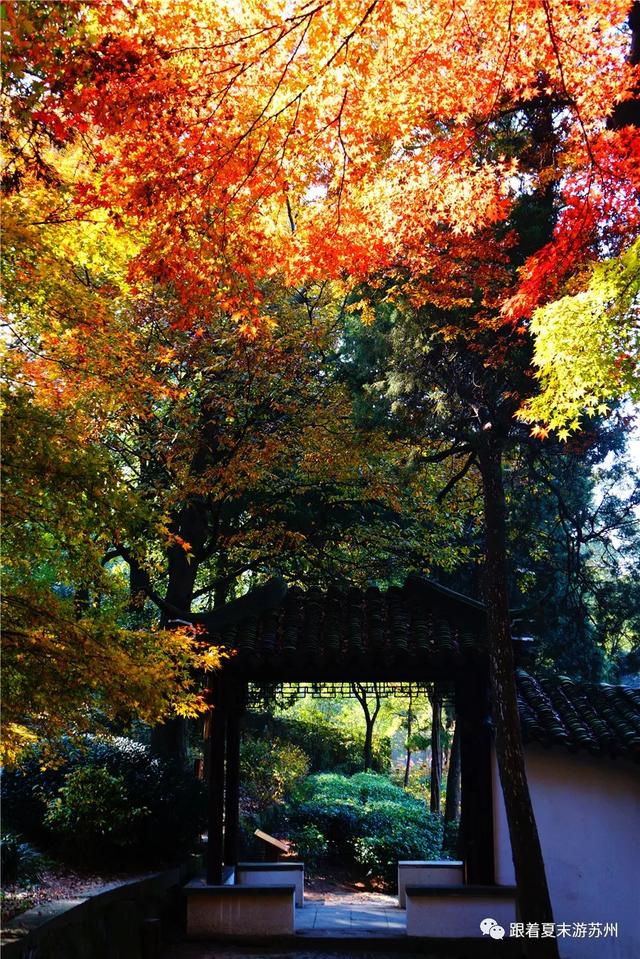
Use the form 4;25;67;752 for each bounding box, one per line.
185;880;295;938
397;859;464;907
235;861;304;906
405;884;516;938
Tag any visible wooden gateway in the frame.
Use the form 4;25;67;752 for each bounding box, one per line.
196;574;499;888
184;574;640;950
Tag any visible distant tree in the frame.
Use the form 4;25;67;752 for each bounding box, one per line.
351;683;383;772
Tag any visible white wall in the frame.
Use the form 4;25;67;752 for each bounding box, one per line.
493;746;640;959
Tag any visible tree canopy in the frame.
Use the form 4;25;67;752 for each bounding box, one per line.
3;5;638;946
4;1;638;339
2;0;638;765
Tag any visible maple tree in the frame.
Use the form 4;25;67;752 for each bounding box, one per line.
2;1;639;952
1;384;227;765
521;239;640;434
4;1;637;330
2;27;467;763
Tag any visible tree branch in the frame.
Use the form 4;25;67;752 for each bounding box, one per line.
436;453;476;504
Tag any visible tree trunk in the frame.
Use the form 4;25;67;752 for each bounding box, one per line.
444;721;461;824
128;562;148;615
478;437;559;959
363;714;374;771
352;683;382;771
429;687;442;814
74;585;90;618
403;688;413;787
150;501;206;763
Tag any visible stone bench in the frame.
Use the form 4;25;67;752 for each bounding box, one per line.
235;861;304;906
185;879;296;938
405;884;517;937
397;859;464;907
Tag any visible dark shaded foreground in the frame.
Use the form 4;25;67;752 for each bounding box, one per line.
160;940;526;959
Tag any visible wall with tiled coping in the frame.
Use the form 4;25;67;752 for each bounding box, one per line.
1;861;198;959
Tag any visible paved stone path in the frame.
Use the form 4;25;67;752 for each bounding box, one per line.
161;895;408;956
296;894;405;936
160;891;524;958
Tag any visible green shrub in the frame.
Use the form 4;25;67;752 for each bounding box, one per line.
286;772;443;888
44;767;146;852
290;825;329;867
1;832;21;883
0;759;67;843
353;824;437;885
290;772;358;804
0;736;206;864
349;772;407;802
1;831;49;885
244;714;389;774
289;796;365;844
240;736;309;816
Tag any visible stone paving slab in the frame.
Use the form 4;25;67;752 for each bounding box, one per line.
294;897;406;936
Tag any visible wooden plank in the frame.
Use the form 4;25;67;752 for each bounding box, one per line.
254;829;289;853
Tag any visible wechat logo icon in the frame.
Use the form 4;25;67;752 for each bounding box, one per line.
480;917;506;939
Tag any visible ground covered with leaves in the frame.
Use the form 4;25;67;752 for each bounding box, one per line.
1;863;147;925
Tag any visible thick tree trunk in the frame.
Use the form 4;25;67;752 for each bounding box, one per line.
429;688;442;814
444;721;461;824
478;438;559;959
150;501;206;763
74;586;90;618
128;562;148;615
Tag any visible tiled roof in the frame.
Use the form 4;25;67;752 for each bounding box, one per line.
202;576;488;681
516;671;640;761
200;579;640;760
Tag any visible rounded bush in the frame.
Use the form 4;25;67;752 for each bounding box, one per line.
1;831;49;885
290;825;329;867
349;772;406;803
44;766;142;851
286;771;444;887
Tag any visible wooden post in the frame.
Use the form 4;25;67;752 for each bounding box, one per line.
429;686;443;814
455;669;494;885
207;680;227;885
223;682;244;867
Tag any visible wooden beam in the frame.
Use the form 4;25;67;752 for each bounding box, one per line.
207;680;227;885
